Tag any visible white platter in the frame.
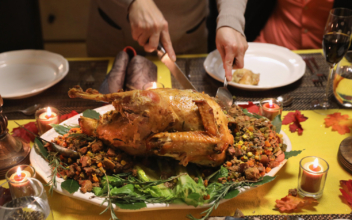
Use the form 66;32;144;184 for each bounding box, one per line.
30;104;292;212
204;42;306;91
0;50;69;99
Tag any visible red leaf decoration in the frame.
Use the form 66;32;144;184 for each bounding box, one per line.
324;113;351;135
60;110;79;122
340;180;352;207
282;110;308;135
11;122;38;143
238;101;260;114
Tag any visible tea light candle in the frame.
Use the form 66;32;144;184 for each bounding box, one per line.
300;158;323;193
7;167;33;198
36;107;60;135
9;167;31;184
298;156;329;199
142;82;164;90
260;99;282;121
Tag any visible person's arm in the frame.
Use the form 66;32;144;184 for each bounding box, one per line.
127;0;176;61
215;0;248;81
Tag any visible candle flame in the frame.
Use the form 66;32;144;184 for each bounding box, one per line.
16;167;21;177
152;82;157;89
47;107;52;117
269;100;273;107
313;158;319;169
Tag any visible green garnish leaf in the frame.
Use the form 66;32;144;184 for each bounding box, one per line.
34;137;48;158
242;109;266;119
208;166;228;182
252;176;276;186
82;109;100;119
285;150;303;159
271;114;282;133
114;202;146;210
50;124;71;135
61;179;80;194
223;189;240;199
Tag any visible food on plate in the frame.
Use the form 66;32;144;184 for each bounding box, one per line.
37;87;287;219
68;86;233;167
231;68;260;85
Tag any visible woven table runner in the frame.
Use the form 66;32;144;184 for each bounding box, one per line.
3;60;109;120
210;213;352;220
172;53;342;111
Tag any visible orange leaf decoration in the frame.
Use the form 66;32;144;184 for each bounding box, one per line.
324;113;351;135
275;195;318;212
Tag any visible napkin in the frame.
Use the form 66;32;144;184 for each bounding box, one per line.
99;47;157;93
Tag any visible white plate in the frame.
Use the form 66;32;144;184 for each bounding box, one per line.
30;104;292;212
0;50;69;99
204;43;306;91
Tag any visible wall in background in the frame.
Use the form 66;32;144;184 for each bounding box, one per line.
39;0;90;57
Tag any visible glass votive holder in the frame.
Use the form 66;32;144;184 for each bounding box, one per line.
142;82;164;90
35;107;60;135
259;98;283;121
297;156;329;199
0;177;54;220
5;165;36;199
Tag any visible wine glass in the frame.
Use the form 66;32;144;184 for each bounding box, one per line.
333;55;352;108
313;8;352;108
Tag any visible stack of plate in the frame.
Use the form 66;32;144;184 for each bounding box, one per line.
338;136;352;173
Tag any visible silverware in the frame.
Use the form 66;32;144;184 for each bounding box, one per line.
157;43;197;91
3;104;42;116
216;77;233;111
235;94;293;107
303;57;327;84
14;121;80;158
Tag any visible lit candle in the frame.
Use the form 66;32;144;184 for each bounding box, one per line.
261;99;281;120
36;107;59;134
142;82;164;90
300;158;323;193
8;167;33;198
10;167;31;183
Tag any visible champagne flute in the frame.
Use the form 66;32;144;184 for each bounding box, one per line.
313;8;352;108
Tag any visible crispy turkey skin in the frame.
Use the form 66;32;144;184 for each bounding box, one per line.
69;87;233;167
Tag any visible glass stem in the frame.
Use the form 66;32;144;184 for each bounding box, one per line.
323;66;334;105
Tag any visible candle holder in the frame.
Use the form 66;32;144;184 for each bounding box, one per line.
259;98;283;121
0;177;54;220
297;156;329;199
142;82;164;90
5;165;36;199
35;107;60;135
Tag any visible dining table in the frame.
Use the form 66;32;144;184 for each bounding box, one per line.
1;48;352;220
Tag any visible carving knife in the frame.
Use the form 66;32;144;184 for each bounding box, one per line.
157;44;197;91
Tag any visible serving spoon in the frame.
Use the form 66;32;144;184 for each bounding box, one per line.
3;104;42;116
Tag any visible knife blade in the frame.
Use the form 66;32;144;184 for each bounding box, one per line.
157;44;197;91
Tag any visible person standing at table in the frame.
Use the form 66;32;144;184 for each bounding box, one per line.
244;0;352;50
86;0;248;80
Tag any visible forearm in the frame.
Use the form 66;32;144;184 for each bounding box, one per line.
216;0;247;36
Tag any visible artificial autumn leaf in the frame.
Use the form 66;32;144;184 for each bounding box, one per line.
238;101;260;114
282;110;308;135
60;110;79;122
340;180;352;207
324;113;351;135
275;195;318;212
11;122;38;143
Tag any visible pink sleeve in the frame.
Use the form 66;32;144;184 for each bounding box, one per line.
216;0;247;37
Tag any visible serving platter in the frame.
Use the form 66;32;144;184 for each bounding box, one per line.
0;50;69;99
204;42;306;91
30;104;292;211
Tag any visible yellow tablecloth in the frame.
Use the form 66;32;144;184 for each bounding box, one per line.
5;49;352;219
